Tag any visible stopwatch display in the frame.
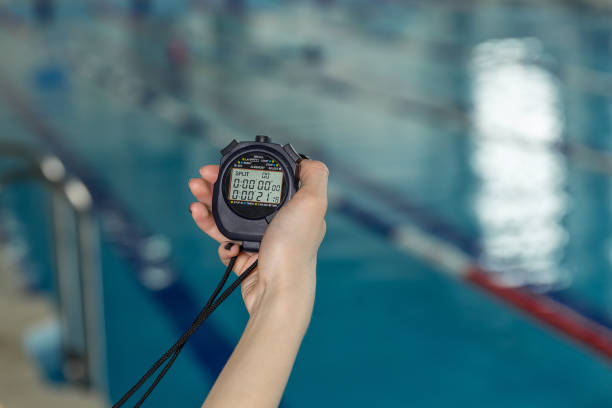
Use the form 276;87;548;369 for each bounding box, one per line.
225;152;285;219
229;167;283;204
212;135;303;252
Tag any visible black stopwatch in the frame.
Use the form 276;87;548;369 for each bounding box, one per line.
212;135;303;252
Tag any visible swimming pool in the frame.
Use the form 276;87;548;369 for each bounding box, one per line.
1;1;611;406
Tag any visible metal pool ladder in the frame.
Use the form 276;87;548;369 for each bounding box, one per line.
0;141;106;392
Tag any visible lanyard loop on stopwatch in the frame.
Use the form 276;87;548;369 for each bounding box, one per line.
114;136;304;407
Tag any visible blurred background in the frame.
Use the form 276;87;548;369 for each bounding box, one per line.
1;0;612;406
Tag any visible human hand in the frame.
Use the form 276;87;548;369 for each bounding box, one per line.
188;160;328;319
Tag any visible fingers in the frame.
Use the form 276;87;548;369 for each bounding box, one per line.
218;242;241;265
199;165;220;184
218;241;258;277
189;164;223;241
189;165;220;208
189;165;219;207
188;177;213;208
190;201;228;243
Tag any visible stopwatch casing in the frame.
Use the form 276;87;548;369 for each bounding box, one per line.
212;136;302;252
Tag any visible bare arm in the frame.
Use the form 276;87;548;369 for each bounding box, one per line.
202;285;311;408
189;160;329;408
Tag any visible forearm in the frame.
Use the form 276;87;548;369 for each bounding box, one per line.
202;282;313;408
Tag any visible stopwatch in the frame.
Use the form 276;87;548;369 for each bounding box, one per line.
212;135;303;252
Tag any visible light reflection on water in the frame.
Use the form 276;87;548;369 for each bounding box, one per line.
470;37;569;288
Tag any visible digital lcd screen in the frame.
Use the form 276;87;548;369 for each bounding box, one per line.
228;168;283;204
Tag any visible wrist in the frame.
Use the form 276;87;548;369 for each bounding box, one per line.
250;270;315;333
248;301;312;343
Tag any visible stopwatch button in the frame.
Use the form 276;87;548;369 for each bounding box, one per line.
282;143;301;162
221;139;238;155
255;135;271;143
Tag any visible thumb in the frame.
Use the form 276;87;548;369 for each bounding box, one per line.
297;160;329;203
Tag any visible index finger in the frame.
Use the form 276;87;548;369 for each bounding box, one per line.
199;165;220;184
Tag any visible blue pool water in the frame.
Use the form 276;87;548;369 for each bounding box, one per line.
1;1;612;406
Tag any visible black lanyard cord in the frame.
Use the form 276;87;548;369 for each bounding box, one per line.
113;256;237;407
133;344;183;407
113;255;259;407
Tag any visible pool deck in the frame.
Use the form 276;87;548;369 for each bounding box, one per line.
0;249;103;408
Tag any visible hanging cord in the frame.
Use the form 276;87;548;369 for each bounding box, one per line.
113;254;258;407
133;259;259;407
113;257;236;407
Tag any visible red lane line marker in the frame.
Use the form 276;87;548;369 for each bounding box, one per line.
466;266;612;362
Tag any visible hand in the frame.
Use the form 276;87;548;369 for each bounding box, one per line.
188;160;329;318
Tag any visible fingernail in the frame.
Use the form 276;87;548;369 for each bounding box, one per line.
224;242;234;250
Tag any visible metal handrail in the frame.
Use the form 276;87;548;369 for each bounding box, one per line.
0;142;103;390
